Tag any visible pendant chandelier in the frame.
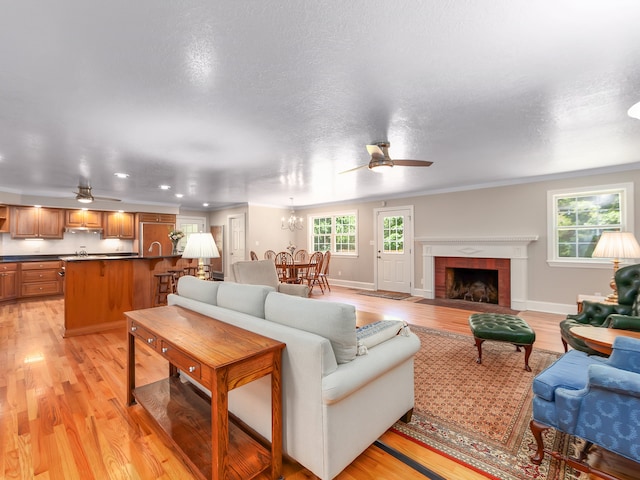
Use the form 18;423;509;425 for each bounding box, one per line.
281;197;304;231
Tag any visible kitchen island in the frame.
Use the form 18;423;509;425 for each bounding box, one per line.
62;254;195;337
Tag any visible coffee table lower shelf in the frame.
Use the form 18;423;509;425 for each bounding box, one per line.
132;376;271;480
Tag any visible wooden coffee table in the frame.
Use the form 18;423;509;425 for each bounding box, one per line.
126;305;285;480
570;326;640;355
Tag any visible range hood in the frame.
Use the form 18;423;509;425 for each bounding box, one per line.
64;227;104;234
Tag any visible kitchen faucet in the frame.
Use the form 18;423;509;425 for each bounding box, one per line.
148;241;162;256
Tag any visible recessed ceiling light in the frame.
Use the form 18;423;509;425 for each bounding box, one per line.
203;203;209;207
629;101;640;119
175;193;184;198
113;172;129;178
159;185;171;190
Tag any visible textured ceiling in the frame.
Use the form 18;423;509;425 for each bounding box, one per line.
1;1;640;210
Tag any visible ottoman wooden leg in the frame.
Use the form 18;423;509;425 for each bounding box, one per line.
474;337;485;365
523;344;532;372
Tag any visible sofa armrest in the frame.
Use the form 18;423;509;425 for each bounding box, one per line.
321;333;421;404
588;364;640;397
606;314;640;331
277;283;310;297
566;301;631;326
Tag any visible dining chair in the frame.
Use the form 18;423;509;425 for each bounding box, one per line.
264;250;277;261
250;250;259;261
318;250;331;292
275;251;297;283
294;249;309;263
304;251;325;294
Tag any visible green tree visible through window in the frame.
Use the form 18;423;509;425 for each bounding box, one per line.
312;213;357;254
555;192;621;259
383;216;404;253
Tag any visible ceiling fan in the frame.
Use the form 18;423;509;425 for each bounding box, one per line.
73;184;121;203
340;142;433;174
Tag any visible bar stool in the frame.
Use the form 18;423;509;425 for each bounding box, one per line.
154;272;176;306
183;266;198;277
167;268;184;292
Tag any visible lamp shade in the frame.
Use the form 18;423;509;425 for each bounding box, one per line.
181;232;220;259
592;231;640;259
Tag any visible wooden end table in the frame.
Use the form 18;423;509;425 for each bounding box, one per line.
570;326;640;355
126;305;285;480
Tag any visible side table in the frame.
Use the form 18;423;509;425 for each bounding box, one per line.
576;294;607;313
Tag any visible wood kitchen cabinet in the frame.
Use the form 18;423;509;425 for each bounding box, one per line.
11;206;65;239
65;209;103;228
0;205;9;233
137;213;176;223
20;261;62;297
0;263;18;301
103;211;135;239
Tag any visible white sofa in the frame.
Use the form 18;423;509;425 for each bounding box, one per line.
167;276;421;480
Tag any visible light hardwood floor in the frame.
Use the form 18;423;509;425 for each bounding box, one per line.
0;288;581;480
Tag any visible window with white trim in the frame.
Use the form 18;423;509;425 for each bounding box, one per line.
547;183;634;265
310;212;358;255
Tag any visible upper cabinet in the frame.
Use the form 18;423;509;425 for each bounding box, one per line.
0;205;9;233
103;212;135;239
11;207;65;239
65;209;103;228
137;213;176;223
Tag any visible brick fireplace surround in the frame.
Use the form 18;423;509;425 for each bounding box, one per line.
416;236;538;311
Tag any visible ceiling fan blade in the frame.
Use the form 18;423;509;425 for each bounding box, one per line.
392;159;433;167
366;144;384;156
92;196;122;202
339;164;369;174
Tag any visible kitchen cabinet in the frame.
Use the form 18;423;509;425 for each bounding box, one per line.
11;206;65;239
104;211;135;239
65;209;103;228
0;205;9;233
0;263;18;301
20;261;62;297
137;213;176;223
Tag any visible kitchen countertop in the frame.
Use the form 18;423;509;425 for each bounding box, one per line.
0;254;183;263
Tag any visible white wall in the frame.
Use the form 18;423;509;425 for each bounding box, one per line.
0;231;133;256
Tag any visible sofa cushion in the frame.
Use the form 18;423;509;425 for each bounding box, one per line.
217;282;275;318
264;292;357;364
356;320;405;355
176;276;219;305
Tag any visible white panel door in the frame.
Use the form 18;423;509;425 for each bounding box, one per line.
376;208;412;293
229;214;246;265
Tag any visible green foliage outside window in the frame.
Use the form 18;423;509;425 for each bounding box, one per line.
383;216;404;253
312;214;357;254
555;192;621;259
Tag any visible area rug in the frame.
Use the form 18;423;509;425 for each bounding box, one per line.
416;298;520;315
392;326;583;479
357;290;413;300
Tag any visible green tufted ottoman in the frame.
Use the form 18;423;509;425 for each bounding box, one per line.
468;313;536;371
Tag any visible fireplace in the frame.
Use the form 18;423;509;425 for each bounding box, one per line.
416;236;538;311
446;267;499;303
436;257;510;306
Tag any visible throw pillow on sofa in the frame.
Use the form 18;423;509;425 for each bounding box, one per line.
176;276;220;305
264;292;357;364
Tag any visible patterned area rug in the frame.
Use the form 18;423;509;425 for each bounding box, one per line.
392;326;583;479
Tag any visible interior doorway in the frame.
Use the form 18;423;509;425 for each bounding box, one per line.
228;214;246;267
374;206;414;294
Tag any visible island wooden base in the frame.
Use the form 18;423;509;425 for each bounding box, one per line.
133;377;271;480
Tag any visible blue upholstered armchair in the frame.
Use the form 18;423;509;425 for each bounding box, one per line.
530;336;640;478
560;263;640;355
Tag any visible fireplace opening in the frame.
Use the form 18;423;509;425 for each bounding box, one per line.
445;267;498;304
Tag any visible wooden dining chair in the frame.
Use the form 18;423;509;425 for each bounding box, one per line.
275;251;297;283
250;250;259;261
264;250;277;261
294;249;309;263
318;250;331;292
304;251;325;294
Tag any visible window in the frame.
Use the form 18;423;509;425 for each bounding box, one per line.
383;215;404;253
547;183;634;266
310;212;357;255
176;216;206;252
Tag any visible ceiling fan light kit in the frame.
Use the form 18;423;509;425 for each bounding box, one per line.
74;185;122;203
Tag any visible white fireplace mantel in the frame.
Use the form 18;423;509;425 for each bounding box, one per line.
416;235;538;311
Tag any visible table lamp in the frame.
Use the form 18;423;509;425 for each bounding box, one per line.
181;232;220;280
592;231;640;303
